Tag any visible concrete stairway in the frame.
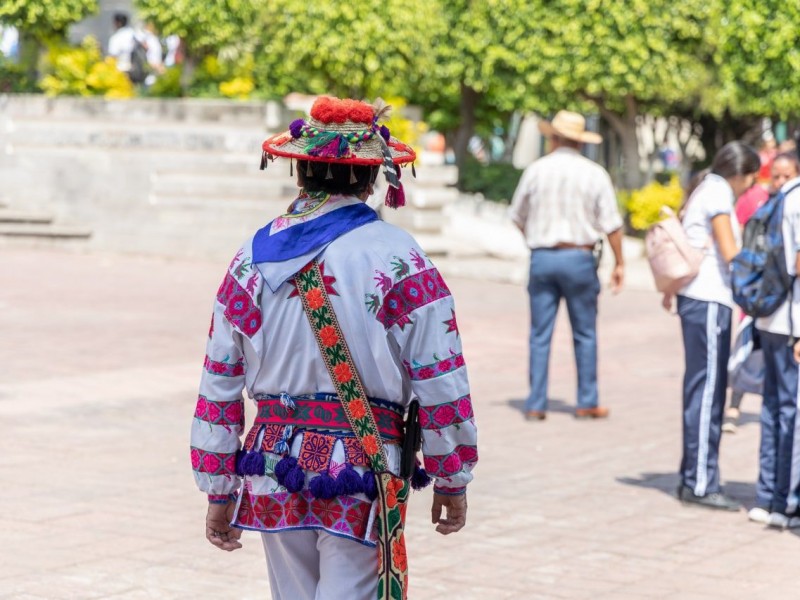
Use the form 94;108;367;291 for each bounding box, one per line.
0;205;92;247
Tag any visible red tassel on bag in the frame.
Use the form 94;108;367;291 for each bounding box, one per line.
384;182;406;209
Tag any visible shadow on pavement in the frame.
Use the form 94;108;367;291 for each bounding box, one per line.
507;398;575;415
617;472;757;507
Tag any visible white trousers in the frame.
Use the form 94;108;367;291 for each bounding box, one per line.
261;530;378;600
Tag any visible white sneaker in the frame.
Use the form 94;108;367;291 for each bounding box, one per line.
748;507;771;524
767;512;800;529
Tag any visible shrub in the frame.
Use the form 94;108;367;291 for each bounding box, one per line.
0;58;37;93
39;36;133;98
458;156;523;203
626;176;683;231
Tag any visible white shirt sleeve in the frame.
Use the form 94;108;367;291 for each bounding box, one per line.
594;169;623;234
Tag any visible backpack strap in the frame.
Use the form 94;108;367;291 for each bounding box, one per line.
294;259;410;600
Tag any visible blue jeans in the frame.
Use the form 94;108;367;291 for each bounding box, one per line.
525;248;600;412
677;296;731;496
757;331;800;515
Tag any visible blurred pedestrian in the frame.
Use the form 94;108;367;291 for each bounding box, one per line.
751;163;800;529
107;13;136;77
725;152;800;434
0;24;19;61
509;110;625;421
664;141;760;511
190;96;477;599
139;21;164;86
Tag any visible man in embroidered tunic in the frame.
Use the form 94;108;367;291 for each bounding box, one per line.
190;97;478;600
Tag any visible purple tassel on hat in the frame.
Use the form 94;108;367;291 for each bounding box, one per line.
362;470;379;501
284;465;306;493
335;464;364;496
384;182;406;209
411;464;432;490
309;471;338;499
289;119;305;139
379;125;391;142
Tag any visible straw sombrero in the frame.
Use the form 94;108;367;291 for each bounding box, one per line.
538;110;602;144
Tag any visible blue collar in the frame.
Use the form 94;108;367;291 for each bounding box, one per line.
252;202;378;264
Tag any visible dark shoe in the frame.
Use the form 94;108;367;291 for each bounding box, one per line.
575;406;609;419
525;410;547;421
677;485;741;511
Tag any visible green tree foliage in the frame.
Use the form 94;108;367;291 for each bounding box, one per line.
0;0;97;39
250;1;440;101
710;1;800;120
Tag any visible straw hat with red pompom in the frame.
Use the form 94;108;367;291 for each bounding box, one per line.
261;96;416;208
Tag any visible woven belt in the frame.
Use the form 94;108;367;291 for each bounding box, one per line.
253;393;405;440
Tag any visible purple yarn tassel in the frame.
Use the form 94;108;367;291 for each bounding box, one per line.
411;464;432;490
274;456;297;486
240;450;266;476
335;464;364;496
289;119;305;139
284;465;306;493
309;471;338;499
362;470;379;501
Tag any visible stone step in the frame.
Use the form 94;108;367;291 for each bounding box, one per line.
0;210;54;224
408;186;459;210
0;223;92;239
150;171;290;198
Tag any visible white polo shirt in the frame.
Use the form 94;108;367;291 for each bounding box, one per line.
679;174;740;309
756;177;800;336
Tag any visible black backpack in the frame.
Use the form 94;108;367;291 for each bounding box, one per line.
129;39;149;84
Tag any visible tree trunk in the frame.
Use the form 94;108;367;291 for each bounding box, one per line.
453;83;480;186
18;33;41;84
596;95;642;190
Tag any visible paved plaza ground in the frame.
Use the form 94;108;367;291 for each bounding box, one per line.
1;246;798;599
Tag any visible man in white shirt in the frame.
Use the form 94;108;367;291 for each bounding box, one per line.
509;110;625;421
754;175;800;529
107;13;136;76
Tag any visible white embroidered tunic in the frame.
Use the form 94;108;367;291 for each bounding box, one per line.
190;194;478;546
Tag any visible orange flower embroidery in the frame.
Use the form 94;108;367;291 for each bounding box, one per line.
348;398;367;419
334;363;352;383
319;325;338;347
306;288;324;310
362;434;379;456
391;538;408;572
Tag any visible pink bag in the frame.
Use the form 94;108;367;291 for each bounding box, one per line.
645;207;705;294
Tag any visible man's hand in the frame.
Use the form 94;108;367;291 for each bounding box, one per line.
431;492;467;535
609;264;624;294
206;500;243;551
793;339;800;364
662;293;674;312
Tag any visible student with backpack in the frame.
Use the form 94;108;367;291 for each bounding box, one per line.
745;163;800;529
663;142;760;511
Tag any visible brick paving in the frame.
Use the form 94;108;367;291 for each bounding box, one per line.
1;247;798;599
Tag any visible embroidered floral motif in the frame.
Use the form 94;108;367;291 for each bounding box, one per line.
409;248;427;271
376;268;451;331
216;272;263;337
194;395;244;430
297;431;336;472
204;355;245;377
404;352;464;381
260;424;287;453
419;395;474;429
235;489;372;542
365;293;381;314
391;257;410;280
343;437;369;466
423;445;478;477
289;261;338;298
443;308;460;337
233;259;251;280
374;270;393;294
190;447;237;476
319;325;339;347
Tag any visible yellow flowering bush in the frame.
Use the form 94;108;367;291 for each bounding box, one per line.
382;97;428;156
626;176;684;231
219;76;254;100
40;37;134;98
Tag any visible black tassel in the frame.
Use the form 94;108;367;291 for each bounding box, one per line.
349;164;357;184
289;159;293;177
411;162;416;178
306;161;313;176
260;151;267;171
325;162;333;179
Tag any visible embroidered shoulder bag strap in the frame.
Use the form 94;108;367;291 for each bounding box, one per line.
295;259;410;600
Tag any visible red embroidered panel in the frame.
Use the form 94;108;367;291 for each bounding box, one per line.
203;355;245;377
216;272;262;337
423;445;478;477
376;268;451;330
418;395;474;429
194;395;244;430
404;353;465;381
190;447;237;476
297;431;336;473
235;489;372;542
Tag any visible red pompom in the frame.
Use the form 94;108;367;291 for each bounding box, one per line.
311;96;374;125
